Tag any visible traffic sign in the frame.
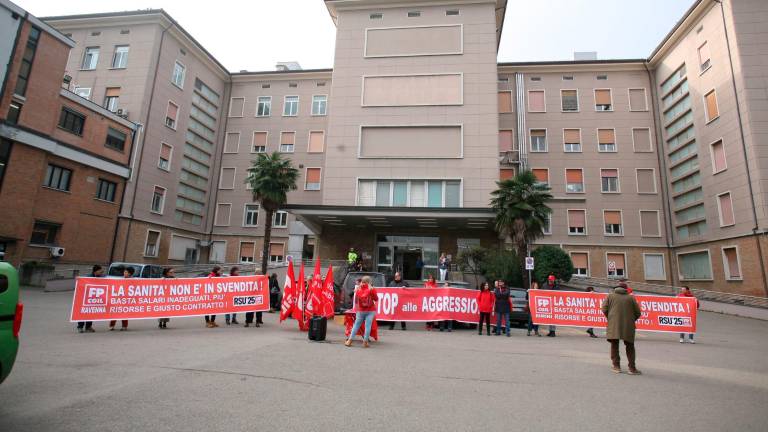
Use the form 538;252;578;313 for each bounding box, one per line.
525;256;534;270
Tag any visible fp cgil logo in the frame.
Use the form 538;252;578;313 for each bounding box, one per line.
83;284;108;306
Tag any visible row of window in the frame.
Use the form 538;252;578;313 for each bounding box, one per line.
369;9;460;19
228;95;327;118
41;163;117;202
73;86;122;113
81;45;129;70
500;127;654;153
524;167;658;195
356;180;461;208
222;130;325;155
498;87;649;114
551;209;661;237
213;204;288;228
142;231;287;264
55;106;128;151
217;167;322;192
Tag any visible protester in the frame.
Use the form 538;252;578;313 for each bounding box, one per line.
585;286;598;338
424;274;438;331
619;279;633;294
388;272;408;330
158;267;174;329
345;275;378;348
526;281;541;337
347;247;358;269
494;280;512;337
225;266;240;325
477;282;494;336
109;267;133;331
545;275;558;337
602;284;642;374
269;273;280;312
77;264;103;333
205;266;222;328
439;253;450;282
677;286;699;343
415;256;424;280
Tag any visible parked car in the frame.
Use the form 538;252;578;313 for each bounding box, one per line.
338;271;386;311
106;262;164;279
509;289;529;326
0;262;22;384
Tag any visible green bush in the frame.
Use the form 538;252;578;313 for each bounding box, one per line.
531;246;574;285
480;248;523;288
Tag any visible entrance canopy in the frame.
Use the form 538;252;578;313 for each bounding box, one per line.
282;205;495;234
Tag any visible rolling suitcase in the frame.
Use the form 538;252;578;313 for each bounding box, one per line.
308;316;327;341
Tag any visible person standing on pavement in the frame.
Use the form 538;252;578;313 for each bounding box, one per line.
205;266;222;328
225;267;240;326
602;284;642;375
109;267;133;331
526;281;541;337
585;286;598;338
388;272;408;330
677;286;699;344
424;274;438;331
345;276;378;348
477;282;494;336
269;273;280;312
77;264;104;333
439;253;450;282
494;280;512;337
158;267;174;329
545;275;559;337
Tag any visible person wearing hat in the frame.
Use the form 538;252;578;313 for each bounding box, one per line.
619;279;633;294
602;284;642;375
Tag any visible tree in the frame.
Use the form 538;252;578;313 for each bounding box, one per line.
490;170;553;289
531;245;574;286
480;248;523;288
245;152;299;275
456;246;488;289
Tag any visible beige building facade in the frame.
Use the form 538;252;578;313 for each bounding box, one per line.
37;0;768;296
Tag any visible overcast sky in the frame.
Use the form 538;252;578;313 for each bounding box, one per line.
22;0;695;71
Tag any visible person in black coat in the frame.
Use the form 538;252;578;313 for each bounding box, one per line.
77;264;104;333
387;272;408;330
494;280;512;337
269;273;280;312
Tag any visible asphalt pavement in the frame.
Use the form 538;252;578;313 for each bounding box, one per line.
1;288;767;432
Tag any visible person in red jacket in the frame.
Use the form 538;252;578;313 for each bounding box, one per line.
345;276;378;348
424;274;438;331
477;281;494;336
677;286;699;343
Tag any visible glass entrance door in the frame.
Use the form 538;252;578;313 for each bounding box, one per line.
376;235;439;280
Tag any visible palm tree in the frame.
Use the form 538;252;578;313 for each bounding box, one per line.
490;170;553;289
245;152;299;275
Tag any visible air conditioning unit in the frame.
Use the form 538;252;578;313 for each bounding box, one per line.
116;109;129;118
49;247;65;258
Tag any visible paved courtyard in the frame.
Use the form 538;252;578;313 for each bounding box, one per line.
1;288;767;432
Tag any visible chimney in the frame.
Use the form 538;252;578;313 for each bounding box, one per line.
573;51;597;61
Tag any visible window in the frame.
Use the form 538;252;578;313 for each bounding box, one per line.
499;130;514;151
571;252;589;276
58;107;85;135
14;27;40;96
252;131;267;153
597;74;608;80
370;13;383;19
289;83;298;88
274;211;288;228
239;242;255;263
678;251;712;280
629;88;647;111
710;140;727;173
722;247;742;280
643;254;666;280
563;129;581;152
500;169;515;180
594;89;612;111
224;132;240;153
408;11;421;17
219;167;236;189
532;168;549;186
308;131;325;153
0;139;12;190
530;129;547;152
229;97;245;117
151;186;166;214
568;210;586;235
269;243;285;263
103;87;120;112
598;129;616;152
600;169;619;193
214;203;232;226
74;87;91;99
528;90;545;112
562;75;573;81
704;90;719;122
394;181;409;206
256;96;271;117
96;179;117;202
498;91;513;113
111;45;129;68
305;168;321;190
636;169;657;194
446;9;460;15
171;61;186;88
358;179;460;207
542;213;552;235
312;95;327;115
717;192;735;227
44;164;72;191
81;47;99;70
566;169;584;193
280;132;295;152
7;102;21;125
603;210;623;235
30;221;59;245
632;128;653;152
561;90;578;112
640;210;661;237
698;41;711;72
165;101;179;129
283;96;298;116
158;143;172;170
144;230;160;257
607;253;626;278
104;127;126;151
244;204;259;227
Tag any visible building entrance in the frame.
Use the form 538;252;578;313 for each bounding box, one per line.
376;235;438;281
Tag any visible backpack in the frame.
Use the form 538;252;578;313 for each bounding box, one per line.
357;285;374;308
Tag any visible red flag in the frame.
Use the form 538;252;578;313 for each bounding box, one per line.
321;265;335;318
279;259;296;322
306;259;323;318
292;262;308;330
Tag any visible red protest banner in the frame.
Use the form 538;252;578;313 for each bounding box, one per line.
528;289;697;334
365;287;481;323
70;275;269;322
